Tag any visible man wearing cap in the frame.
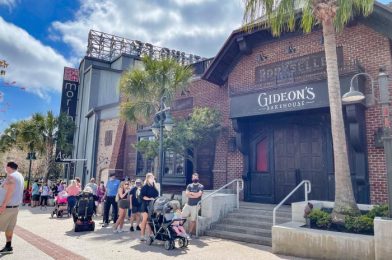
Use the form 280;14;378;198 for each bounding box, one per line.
102;172;120;227
0;162;24;255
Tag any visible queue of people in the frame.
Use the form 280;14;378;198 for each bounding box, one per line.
98;172;203;241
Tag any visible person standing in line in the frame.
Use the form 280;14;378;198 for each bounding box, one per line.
102;173;120;227
0;162;25;255
139;173;159;241
31;179;40;208
39;181;50;210
75;177;82;189
182;173;204;236
66;180;81;215
113;181;131;233
96;181;106;216
129;179;142;232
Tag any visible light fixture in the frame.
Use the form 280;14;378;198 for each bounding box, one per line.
151;120;159;136
342;72;370;103
377;69;389;104
163;111;174;131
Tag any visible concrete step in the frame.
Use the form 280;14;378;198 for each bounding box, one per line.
239;202;291;212
220;218;274;229
212;223;272;237
205;229;272;246
227;212;291;223
230;209;292;219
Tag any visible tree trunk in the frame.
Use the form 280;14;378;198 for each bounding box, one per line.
322;19;360;219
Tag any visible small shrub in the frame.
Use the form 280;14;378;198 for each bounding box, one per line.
366;204;389;219
308;209;332;229
344;215;374;234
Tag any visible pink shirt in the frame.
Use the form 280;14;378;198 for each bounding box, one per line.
66;185;80;196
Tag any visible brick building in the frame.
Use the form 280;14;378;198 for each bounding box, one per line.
72;3;392;204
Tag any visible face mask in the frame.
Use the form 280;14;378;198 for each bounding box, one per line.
192;179;199;183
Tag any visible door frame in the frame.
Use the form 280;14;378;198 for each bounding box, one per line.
245;128;275;203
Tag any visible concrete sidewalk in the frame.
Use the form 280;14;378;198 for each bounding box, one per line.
0;206;306;260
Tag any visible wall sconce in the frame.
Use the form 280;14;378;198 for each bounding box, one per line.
374;127;384;148
287;42;296;54
256;51;268;62
228;137;236;152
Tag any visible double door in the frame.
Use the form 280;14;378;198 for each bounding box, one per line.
247;119;331;203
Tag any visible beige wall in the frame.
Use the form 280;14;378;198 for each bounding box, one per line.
96;118;120;183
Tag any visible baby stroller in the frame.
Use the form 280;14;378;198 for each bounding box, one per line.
22;189;31;206
72;191;95;232
147;197;189;250
51;190;70;218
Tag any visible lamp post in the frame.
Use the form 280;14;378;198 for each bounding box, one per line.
26;151;36;190
151;96;174;196
343;70;392;217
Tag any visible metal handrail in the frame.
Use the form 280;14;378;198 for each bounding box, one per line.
195;178;244;237
272;180;311;226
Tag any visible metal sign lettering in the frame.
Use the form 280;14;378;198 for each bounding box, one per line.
255;47;343;86
55;67;79;162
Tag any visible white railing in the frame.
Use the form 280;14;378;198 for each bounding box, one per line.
272;180;311;226
195;178;244;237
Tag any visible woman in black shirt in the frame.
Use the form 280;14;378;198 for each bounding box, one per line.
139;173;159;241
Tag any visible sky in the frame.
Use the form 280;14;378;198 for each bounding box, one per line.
0;0;391;132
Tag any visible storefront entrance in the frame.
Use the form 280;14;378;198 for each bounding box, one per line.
245;112;333;203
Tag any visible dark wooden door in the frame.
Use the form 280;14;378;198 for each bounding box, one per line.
248;130;274;203
274;123;328;203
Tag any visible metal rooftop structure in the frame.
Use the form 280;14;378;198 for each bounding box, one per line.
86;30;206;65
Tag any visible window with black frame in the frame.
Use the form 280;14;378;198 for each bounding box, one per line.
136;135;155;176
163;150;185;177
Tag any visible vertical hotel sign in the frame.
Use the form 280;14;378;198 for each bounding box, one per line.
55;67;79;162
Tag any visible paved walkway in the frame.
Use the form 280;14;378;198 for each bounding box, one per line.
0;206;307;260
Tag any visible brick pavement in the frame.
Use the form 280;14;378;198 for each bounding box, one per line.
0;206;307;260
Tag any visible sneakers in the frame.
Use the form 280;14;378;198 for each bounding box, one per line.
139;236;146;242
130;226;134;232
102;223;109;227
136;226;141;231
118;229;124;233
0;246;13;255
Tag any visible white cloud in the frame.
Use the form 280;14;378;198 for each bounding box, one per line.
50;0;244;59
0;0;17;10
0;17;71;99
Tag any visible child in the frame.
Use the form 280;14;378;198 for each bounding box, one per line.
171;203;190;239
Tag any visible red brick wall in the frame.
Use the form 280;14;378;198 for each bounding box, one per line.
119;23;392;203
227;24;392;204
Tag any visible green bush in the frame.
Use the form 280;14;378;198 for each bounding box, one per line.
308;209;332;229
344;215;374;234
366;204;389;219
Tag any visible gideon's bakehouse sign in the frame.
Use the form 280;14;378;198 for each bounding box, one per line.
229;77;351;118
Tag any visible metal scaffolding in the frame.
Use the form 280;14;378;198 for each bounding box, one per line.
86;30;205;65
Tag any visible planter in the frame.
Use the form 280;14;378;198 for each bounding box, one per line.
273;200;377;259
374;217;392;260
272;221;375;260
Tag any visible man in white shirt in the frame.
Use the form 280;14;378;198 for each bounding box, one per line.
0;162;24;255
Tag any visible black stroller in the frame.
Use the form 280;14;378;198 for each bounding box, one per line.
147;197;189;250
72;191;95;232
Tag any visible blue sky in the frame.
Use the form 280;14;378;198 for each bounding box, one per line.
0;0;391;132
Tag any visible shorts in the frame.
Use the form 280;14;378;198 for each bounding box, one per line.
32;195;40;201
118;199;130;209
182;204;198;222
0;208;19;232
131;205;142;214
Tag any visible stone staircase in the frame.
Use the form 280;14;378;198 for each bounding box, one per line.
204;202;291;246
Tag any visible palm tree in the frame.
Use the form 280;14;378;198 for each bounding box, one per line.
119;56;193;123
243;0;374;219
